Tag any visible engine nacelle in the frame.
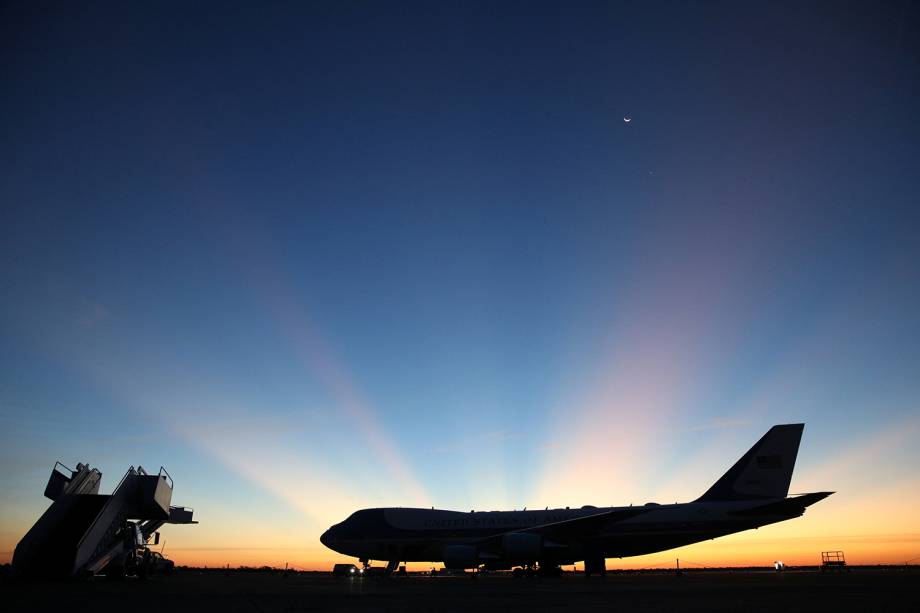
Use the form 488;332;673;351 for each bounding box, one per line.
501;532;542;561
442;544;478;569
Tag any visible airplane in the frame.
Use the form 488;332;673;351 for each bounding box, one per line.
320;423;832;576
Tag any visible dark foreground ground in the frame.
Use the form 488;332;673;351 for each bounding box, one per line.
3;569;918;612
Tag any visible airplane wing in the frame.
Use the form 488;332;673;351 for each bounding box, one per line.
475;508;648;549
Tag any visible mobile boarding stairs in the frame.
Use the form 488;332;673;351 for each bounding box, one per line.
12;462;196;579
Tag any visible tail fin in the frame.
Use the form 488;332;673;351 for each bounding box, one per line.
696;424;804;502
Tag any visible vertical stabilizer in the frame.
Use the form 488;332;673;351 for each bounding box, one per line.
696;424;804;502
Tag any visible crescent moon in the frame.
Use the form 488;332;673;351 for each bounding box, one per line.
623;116;632;123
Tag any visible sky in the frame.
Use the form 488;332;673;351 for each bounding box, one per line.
1;1;919;570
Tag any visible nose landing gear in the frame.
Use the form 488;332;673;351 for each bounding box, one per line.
511;563;564;578
358;558;401;577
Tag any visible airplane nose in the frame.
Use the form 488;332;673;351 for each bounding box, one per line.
320;528;334;548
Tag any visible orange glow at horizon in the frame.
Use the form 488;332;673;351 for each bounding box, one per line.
154;530;920;571
4;473;917;570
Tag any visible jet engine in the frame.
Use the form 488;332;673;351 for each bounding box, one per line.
501;532;542;561
442;544;478;569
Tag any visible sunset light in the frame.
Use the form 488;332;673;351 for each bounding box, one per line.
2;1;918;584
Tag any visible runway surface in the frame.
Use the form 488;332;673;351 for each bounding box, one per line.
3;569;917;612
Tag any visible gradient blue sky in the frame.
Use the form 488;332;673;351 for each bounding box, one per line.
2;1;919;567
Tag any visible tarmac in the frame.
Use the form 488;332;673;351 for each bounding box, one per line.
3;568;918;612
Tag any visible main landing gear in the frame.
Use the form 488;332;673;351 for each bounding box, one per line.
537;565;563;577
584;557;607;577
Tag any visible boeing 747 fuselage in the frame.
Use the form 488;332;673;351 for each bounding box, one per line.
320;424;832;575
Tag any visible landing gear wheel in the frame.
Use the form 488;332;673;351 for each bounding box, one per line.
537;565;563;577
584;558;606;578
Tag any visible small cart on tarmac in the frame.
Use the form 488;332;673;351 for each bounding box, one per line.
821;551;847;572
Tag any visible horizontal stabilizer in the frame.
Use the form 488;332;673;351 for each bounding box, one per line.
728;491;834;517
